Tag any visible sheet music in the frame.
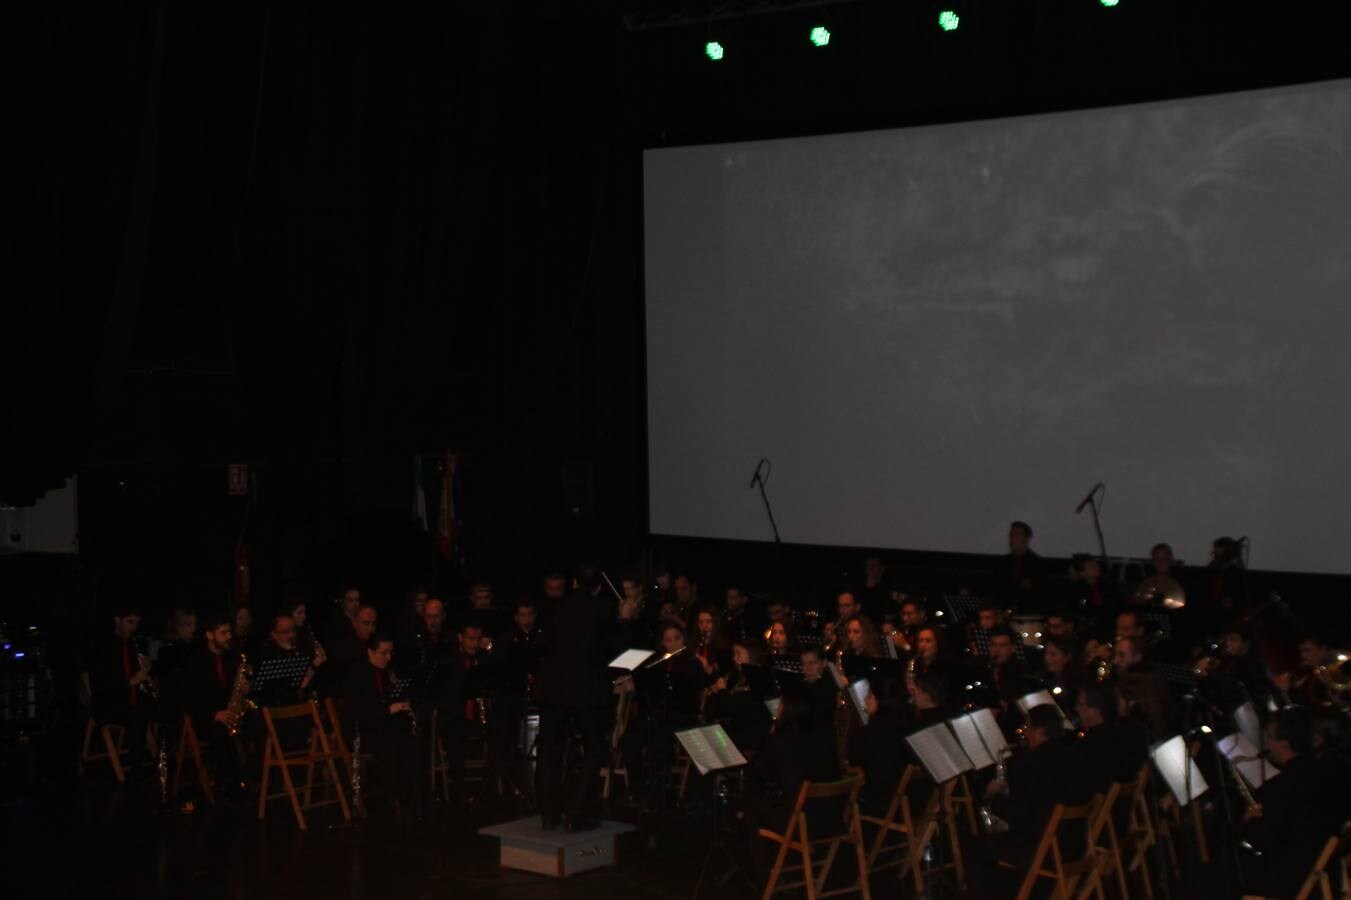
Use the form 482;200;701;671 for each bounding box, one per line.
826;661;845;687
1217;733;1281;789
1233;702;1262;751
764;697;782;718
847;679;871;726
1016;690;1072;728
675;724;748;776
608;648;655;671
1150;735;1209;806
948;709;1007;770
905;722;974;784
884;634;898;660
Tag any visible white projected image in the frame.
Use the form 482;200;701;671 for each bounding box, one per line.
644;81;1351;573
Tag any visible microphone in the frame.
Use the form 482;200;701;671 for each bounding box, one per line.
1075;483;1104;514
748;458;767;489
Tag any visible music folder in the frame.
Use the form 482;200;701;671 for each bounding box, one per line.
674;724;749;776
1217;732;1280;790
846;678;871;726
608;648;657;671
1150;735;1209;806
905;721;975;785
947;708;1008;770
1015;690;1072;729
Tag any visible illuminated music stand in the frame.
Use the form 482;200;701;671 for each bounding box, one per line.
678;725;753;900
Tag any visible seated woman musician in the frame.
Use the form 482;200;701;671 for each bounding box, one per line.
690;604;732;682
634;621;706;800
704;640;775;753
342;632;417;817
1037;635;1083;717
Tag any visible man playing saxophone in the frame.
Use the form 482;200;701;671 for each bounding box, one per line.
183;613;249;800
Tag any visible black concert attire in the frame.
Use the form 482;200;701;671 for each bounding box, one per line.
534;586;614;825
342;659;416;807
1075;718;1149;831
87;634;155;769
182;647;245;790
999;550;1047;607
255;640;312;707
1114;663;1176;739
988;658;1034;739
720;602;767;646
319;618;363;698
857;579;895;626
745;722;842;877
847;703;908;816
802;673;840;736
1243;752;1347;898
991;737;1097;869
705;664;776;755
635;647;706;801
436;647;487;788
1220;651;1276;713
692;639;731;683
152;637;194;724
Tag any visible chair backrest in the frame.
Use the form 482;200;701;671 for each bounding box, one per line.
266;700;320;722
790;774;865;835
1088;782;1122;847
324;697;350;746
1293;821;1351;900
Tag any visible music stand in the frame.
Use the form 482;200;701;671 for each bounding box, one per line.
250;655;313;699
678;725;753;899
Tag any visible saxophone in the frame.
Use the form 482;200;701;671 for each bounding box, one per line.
226;652;255;736
1226;754;1259;813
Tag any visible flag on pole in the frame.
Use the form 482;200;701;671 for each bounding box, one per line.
435;452;462;561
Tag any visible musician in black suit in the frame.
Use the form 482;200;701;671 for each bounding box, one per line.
182;615;246;798
1243;707;1347;898
85;604;156;776
799;647;839;735
342;632;416;817
534;563;614;831
847;679;909;816
999;521;1046;606
1073;682;1147;831
986;704;1096;870
744;687;842;879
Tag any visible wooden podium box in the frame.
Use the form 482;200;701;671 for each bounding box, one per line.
478;816;635;878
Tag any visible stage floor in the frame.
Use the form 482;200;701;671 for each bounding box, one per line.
4;763;1244;900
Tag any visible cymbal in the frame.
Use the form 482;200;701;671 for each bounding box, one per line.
1133;575;1187;611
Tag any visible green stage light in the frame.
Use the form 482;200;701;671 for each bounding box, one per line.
938;10;960;31
1100;0;1120;6
705;41;725;61
809;26;831;47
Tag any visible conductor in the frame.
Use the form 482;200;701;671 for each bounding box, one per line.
535;562;613;832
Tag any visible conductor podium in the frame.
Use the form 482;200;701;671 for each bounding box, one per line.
478;816;635;878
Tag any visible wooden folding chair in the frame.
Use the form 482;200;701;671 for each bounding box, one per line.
323;697;369;816
80;718;128;782
1118;767;1156;899
759;774;872;900
1010;796;1103;900
946;772;981;836
600;684;633;800
257;701;351;830
859;765;942;894
173;717;215;804
1081;783;1127;900
1243;821;1351;900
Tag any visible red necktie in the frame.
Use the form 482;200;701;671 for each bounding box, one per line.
215;655;225;688
122;641;137;707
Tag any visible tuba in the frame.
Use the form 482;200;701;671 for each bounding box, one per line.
1315;650;1351;715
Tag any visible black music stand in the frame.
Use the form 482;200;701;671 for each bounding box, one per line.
250;655;313;701
678;725;753;900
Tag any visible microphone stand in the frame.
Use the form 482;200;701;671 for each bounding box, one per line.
1083;488;1108;563
750;460;786;606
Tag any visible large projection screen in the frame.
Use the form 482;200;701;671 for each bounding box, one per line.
644;80;1351;574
